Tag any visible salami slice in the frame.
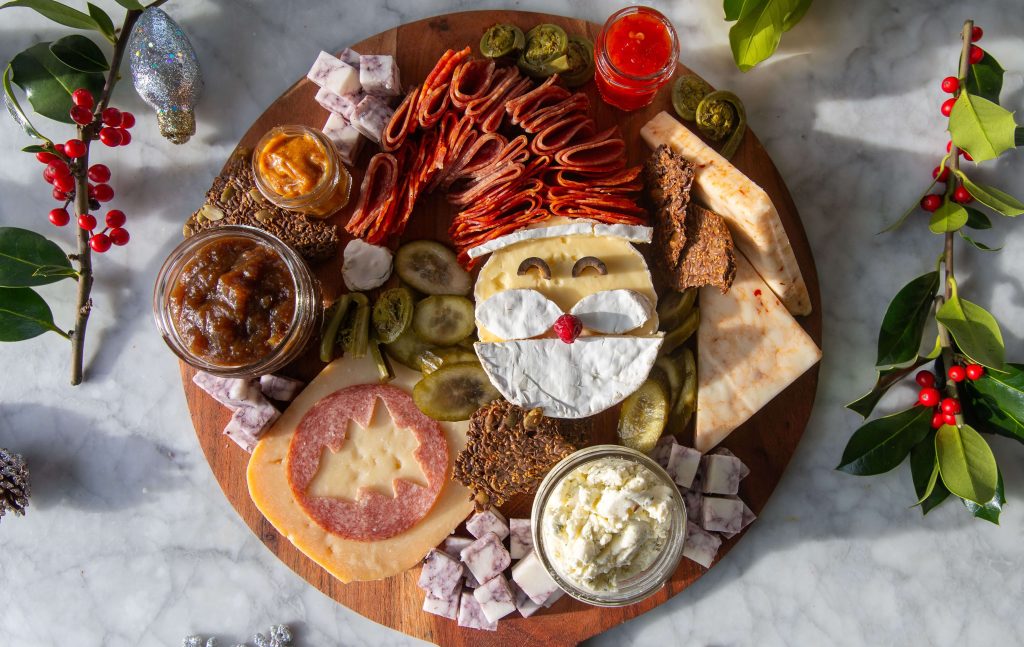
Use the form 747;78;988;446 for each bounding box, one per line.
464;66;520;120
286;384;448;541
450;58;496;109
469;135;529;179
519;92;590;133
447;163;524;206
550;166;643;190
480;76;533;133
530;113;596;155
381;86;420;152
418;82;451;129
417;47;470;114
345;153;399;242
553;126;627;170
441;132;507;189
505;74;570;126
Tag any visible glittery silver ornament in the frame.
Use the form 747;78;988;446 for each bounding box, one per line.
128;8;203;144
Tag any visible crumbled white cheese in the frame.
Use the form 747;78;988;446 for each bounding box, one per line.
342;239;392;291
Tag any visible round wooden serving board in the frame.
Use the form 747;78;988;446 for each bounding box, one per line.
179;10;822;647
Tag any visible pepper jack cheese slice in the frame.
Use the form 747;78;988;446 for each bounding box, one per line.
695;251;821;452
247;356;472;583
640;111;812;316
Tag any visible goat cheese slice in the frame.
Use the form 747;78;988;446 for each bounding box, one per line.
476;289;563;340
570;289;653;334
306;51;360;96
342;239;392;291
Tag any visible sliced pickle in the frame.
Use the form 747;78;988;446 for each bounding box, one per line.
413;295;476;346
369;336;394;382
419;346;480;374
383;326;436;370
319;295;352;363
660;307;700;356
413;363;501;422
372;287;414;343
480;23;526;59
394;240;472;296
339;293;370;358
672;348;697;428
657;288;696;331
617;378;670;454
655;356;684;409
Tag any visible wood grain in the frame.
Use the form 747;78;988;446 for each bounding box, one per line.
178;10;822;647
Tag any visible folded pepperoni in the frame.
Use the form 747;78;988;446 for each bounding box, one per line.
553;126;627;170
417;82;451;129
345;153;399;242
550;165;643;190
464;66;520;120
417;47;470;111
457;177;544;220
450;58;497;109
519;92;590;133
505;74;570;126
381;86;420;153
530;113;596;155
447;163;524;206
480;76;534;133
441;132;507;189
470;135;529;179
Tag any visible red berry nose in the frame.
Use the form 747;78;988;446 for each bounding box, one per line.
553;314;582;344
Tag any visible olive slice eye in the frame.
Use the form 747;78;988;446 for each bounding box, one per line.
572;256;607;277
517;257;551;279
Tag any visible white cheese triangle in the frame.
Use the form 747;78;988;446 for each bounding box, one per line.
695;251;821;452
476;289;563;340
570;289;653;334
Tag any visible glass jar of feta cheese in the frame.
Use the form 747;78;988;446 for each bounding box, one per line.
531;445;686;607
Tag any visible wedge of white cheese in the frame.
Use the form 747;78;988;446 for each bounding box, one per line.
640;111;811;316
695;250;821;452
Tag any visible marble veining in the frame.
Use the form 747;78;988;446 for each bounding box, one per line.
1;0;1023;645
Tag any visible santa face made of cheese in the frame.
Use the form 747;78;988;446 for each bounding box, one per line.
469;220;664;419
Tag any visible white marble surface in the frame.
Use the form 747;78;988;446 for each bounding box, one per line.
1;1;1023;645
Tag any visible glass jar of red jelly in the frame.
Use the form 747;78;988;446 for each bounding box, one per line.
594;6;679;111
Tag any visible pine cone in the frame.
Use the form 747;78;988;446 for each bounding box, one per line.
0;447;30;522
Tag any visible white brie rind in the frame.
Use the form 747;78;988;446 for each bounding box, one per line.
466;221;655;259
342;239;393;291
475;289;562;340
592;223;653;243
474;336;663;419
570;289;653;334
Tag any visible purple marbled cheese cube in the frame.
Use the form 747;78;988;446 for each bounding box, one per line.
338;47;361;68
650;435;675;468
422;585;459;620
683;486;703;522
682;520;721;568
359;54;401;97
701;454;748;496
466;508;509;541
457;589;497;631
306;51;360;96
667;444;701;489
314;87;364;120
223;401;279;453
417;549;463;599
442;536;473;560
322;112;362;165
193;372;261;410
472;574;517;622
258;374;303;402
512;581;542;618
349;95;393;144
720;500;756;539
543;587;564;608
510;550;559;605
460;532;510;585
701;496;745;534
509;518;532;559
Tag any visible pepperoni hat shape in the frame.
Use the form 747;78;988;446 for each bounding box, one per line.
286;384;448;541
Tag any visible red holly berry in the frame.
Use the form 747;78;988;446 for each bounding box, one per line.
553;314;583;344
78;213;97;231
71;88;94;109
932;166;950;182
87;183;96;198
105;209;126;228
99;127;122;147
940;98;956;117
48;208;70;227
940;398;961;415
108;227;130;246
918;387;941;407
963;150;973;162
64;139;86;159
70;105;93;125
943;412;958;426
48;160;70;180
52;173;75;194
940;76;959;93
971;26;983;42
920;194;943;212
931;412;945;429
89;233;111;253
87;164;111;183
35;151;58;164
915;370;936;388
93;183;114;202
53;143;66;156
120;111;135;129
948;365;966;382
953;186;973;204
42;165;56;184
101;107;122;127
969;45;984;64
52;187;69;201
117;128;131;146
966;364;985;380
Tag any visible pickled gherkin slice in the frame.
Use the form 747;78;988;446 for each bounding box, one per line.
656;288;696;331
372;287;413;343
672;348;697;428
394;240;472;296
384;326;436;370
413;295;476;346
338;293;370;358
419;346;480;374
413;363;501;421
660;307;699;356
617;378;670;454
319;295;352;363
655;356;685;409
480;23;526;59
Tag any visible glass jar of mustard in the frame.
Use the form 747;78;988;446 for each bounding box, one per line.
252;125;352;218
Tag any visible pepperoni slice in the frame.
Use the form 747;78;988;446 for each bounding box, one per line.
519;92;590;133
286;384;448;541
418;83;451;129
345;153;399;242
530;114;596;155
417;47;470;112
440;132;507;189
505;74;571;126
447;163;524;206
480;76;533;133
381;86;420;152
553;126;627;170
464;66;520;120
450;58;496;109
550;166;643;190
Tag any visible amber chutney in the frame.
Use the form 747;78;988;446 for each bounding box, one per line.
153;226;320;377
252;125;351;217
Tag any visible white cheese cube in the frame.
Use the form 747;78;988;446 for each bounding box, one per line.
543;588;564;608
258;374;303;402
511;550;560;605
442;535;474;560
701;454;749;495
349;95;393;144
512;582;542;618
314;87;364;120
472;574;517;623
701;496;745;534
359;54;401;97
422;586;459;620
306;51;360;96
720;500;756;539
650;435;676;468
338;47;361;69
457;589;497;631
464;568;480;588
322;113;363;167
683;487;703;522
223;401;279;453
194;372;260;410
466;508;509;541
667;444;701;489
417;549;463;599
509;518;532;560
460;532;510;585
682;520;721;568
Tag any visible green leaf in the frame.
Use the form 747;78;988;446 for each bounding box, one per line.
956;173;1024;217
935;423;998;505
837;405;932;475
962;362;1024;445
728;0;804;72
0;286;66;341
21;144;48;153
964;207;992;230
0;0;102;31
960;233;1001;252
86;2;115;42
49;34;109;73
2;63;48;141
113;0;143;8
847;358;928;419
32;264;78;279
0;227;73;287
947;92;1018;163
964;52;1004;104
910;430;950;514
961;469;1004;524
724;0;762;21
876;271;939;368
935;287;1005;370
879;179;939;233
9;42;105;124
928;201;968;234
782;0;812;30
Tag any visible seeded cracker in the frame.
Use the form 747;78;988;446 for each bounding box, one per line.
643;144;695;278
183;148;339;263
678;203;736;292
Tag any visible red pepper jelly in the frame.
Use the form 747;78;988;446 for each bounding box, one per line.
595;6;679;111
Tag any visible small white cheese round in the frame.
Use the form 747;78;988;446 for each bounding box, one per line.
342;239;393;291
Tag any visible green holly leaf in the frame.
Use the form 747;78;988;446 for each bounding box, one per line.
21;144;49;153
948;92;1018;163
113;0;143;9
956;172;1024;217
964;51;1004;104
9;42;105;124
0;0;100;31
49;34;109;73
962;363;1024;445
879;179;939;233
964;207;992;229
910;430;950;514
837;405;932;475
2;63;48;141
0;227;74;287
86;2;115;43
959;232;1001;252
961;469;1004;524
728;0;808;72
928;201;968;234
0;286;66;341
935;423;997;505
935;285;1005;370
876;271;939;368
847;358;929;419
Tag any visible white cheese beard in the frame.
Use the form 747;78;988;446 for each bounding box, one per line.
474;335;663;419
